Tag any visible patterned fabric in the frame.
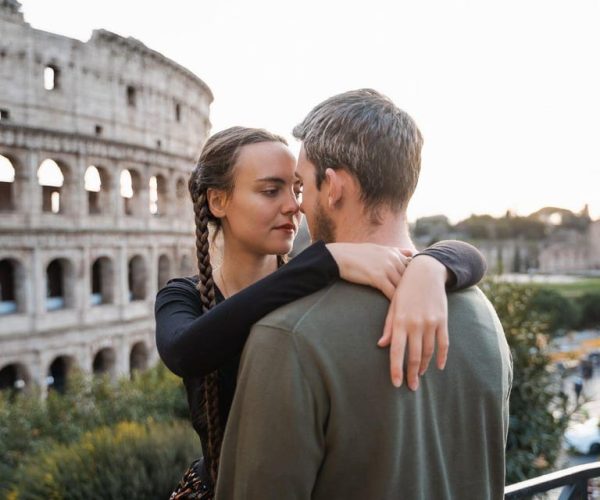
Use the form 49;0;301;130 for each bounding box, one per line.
170;458;213;500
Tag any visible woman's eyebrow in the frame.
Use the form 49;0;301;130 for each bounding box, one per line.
254;176;286;184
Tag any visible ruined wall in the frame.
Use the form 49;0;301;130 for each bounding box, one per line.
0;1;211;392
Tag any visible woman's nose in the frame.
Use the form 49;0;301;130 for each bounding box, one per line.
282;191;301;214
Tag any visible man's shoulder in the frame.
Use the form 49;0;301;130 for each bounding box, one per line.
448;287;503;327
255;279;388;335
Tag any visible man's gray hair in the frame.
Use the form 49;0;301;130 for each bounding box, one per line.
293;89;423;219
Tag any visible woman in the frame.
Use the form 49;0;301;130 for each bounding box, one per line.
155;127;486;497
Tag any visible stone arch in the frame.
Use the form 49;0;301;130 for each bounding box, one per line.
0;362;30;393
180;254;193;277
44;64;60;91
46;257;75;311
120;168;143;216
90;256;114;305
0;154;16;211
175;177;187;215
92;347;116;377
149;174;168;216
38;158;69;214
47;355;75;393
85;165;112;215
128;255;147;301
130;341;149;375
0;257;26;315
157;254;171;290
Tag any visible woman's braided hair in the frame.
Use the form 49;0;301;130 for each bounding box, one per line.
188;126;288;487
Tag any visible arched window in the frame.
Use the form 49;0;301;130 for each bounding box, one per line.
85;165;102;214
130;342;148;376
47;355;74;393
149;175;168;216
93;348;116;377
180;254;193;277
0;363;30;394
44;65;59;91
0;259;17;314
157;254;171;290
91;257;113;305
46;258;73;310
38;159;64;213
176;178;187;215
0;154;15;211
128;255;146;301
121;169;141;216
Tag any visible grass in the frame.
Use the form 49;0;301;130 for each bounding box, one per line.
531;278;600;299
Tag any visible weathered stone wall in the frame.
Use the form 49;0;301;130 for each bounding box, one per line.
0;1;211;392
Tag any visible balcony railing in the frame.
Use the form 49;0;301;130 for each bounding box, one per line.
505;461;600;499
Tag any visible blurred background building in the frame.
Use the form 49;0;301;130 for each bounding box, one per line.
0;0;212;393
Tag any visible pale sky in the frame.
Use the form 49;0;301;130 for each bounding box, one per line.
17;0;600;223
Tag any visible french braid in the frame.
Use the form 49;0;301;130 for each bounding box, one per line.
191;187;223;487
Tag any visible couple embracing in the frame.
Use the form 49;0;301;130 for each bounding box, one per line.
155;89;512;500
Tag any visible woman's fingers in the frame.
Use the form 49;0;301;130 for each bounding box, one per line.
390;324;407;387
405;328;422;391
418;321;436;376
378;307;394;347
436;321;450;370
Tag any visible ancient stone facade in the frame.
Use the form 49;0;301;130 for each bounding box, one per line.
0;1;212;393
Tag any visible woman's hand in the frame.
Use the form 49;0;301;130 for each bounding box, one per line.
378;255;449;390
326;243;413;299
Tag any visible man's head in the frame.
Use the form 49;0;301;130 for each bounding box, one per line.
293;89;423;242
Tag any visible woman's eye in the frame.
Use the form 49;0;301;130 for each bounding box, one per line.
262;188;278;196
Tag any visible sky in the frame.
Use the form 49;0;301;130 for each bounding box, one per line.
16;0;600;223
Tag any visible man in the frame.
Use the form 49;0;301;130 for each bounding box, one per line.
215;89;512;499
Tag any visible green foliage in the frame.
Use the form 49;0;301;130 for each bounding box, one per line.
481;280;570;484
577;292;600;328
8;420;198;500
0;364;189;496
530;288;580;334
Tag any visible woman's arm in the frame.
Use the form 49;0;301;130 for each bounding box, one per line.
378;240;487;390
155;241;338;378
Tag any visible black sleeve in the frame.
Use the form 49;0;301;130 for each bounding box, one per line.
415;240;487;291
154;240;339;378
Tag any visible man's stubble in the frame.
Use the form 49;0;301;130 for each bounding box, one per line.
311;199;336;244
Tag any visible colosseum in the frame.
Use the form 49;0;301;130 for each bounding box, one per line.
0;0;212;394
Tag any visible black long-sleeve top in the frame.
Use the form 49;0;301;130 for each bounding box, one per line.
154;240;486;448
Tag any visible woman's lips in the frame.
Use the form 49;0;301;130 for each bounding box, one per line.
274;224;296;233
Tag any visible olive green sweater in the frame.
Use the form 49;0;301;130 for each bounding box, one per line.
216;282;512;500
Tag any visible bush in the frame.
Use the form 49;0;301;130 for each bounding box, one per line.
0;363;190;496
8;420;198;500
530;288;580;334
481;281;570;484
577;292;600;328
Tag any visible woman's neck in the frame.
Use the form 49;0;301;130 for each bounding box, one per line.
218;243;278;297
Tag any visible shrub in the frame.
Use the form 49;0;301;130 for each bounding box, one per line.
0;363;189;496
530;288;580;334
577;292;600;328
8;420;198;500
481;280;570;484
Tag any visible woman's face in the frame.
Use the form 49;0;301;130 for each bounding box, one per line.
217;141;302;257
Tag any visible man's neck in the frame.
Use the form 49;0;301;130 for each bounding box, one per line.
334;210;417;252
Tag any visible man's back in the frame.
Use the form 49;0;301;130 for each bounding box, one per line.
216;281;512;500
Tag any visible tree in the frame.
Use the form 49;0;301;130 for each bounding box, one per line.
577;293;600;328
530;288;580;334
481;281;570;484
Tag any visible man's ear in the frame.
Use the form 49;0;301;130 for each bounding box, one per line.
324;168;344;209
206;188;228;219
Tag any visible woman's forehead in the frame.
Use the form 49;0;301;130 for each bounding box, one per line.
234;142;297;182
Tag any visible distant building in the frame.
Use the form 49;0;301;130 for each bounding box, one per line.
0;1;212;393
539;221;600;274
